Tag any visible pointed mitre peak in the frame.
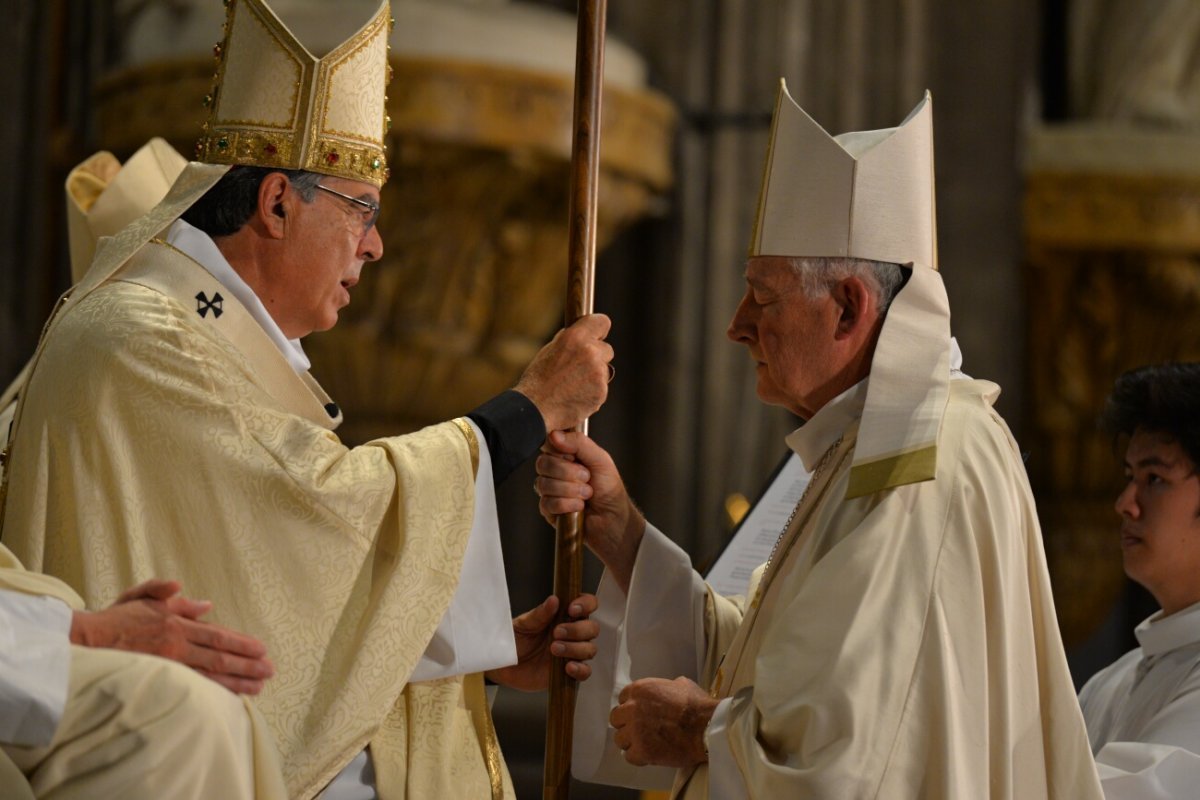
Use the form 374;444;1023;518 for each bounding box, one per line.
749;80;937;270
195;0;393;187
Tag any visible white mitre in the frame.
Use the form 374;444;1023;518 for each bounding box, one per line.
750;80;952;498
65;138;187;282
1;138;188;476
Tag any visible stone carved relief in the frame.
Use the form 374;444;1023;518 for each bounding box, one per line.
1028;0;1200;635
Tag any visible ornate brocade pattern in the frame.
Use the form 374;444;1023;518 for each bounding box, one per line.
451;417;480;475
0;261;498;797
216;0;302;128
196;0;391;186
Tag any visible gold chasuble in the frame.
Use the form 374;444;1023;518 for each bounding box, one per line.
1;0;516;795
1;239;511;798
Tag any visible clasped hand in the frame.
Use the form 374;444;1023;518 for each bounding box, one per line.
610;676;717;768
70;579;274;695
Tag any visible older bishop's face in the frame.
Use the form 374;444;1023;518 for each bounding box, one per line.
1115;428;1200;615
271;176;384;339
726;257;847;420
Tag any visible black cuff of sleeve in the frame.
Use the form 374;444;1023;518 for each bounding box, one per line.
466;389;546;484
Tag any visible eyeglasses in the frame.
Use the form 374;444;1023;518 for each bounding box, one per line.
315;184;381;234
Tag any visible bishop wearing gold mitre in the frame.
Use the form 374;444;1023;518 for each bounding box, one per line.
0;1;612;797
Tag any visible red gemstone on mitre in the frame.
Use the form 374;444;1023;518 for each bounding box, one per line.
326;151;340;165
264;143;277;155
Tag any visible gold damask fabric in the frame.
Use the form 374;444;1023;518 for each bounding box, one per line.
0;241;510;798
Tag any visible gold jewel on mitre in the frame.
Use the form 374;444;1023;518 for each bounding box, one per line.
66;0;393;318
194;0;392;187
749;80;952;499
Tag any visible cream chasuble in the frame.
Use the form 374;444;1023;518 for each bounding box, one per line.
0;238;515;799
570;80;1099;799
575;379;1102;799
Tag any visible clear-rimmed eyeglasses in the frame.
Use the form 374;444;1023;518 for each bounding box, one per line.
315;184;381;234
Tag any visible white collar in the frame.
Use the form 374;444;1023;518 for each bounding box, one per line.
1136;600;1200;658
165;219;311;373
780;334;967;475
785;379;868;472
949;336;968;379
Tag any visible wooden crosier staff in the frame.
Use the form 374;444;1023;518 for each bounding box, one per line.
543;0;607;798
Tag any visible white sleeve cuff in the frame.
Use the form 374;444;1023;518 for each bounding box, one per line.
410;421;516;682
705;695;749;800
1095;741;1200;800
0;589;73;747
571;523;707;789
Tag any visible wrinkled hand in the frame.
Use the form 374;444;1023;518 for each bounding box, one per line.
536;430;644;592
486;594;599;692
514;314;613;433
611;677;716;768
71;579;275;695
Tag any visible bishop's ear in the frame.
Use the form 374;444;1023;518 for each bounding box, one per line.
257;172;291;238
830;275;877;339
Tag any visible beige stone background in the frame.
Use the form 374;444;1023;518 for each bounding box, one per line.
1;1;1198;796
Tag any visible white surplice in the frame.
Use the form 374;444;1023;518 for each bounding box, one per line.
1080;601;1200;799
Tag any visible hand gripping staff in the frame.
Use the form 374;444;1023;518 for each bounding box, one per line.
543;1;607;798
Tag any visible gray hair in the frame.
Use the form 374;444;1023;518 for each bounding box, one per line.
785;257;905;315
181;167;323;238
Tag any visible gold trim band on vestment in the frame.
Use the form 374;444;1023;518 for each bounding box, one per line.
196;0;391;187
464;672;505;800
845;444;938;499
451;418;480;476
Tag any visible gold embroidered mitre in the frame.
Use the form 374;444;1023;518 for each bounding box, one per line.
195;0;392;187
749;80;937;270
